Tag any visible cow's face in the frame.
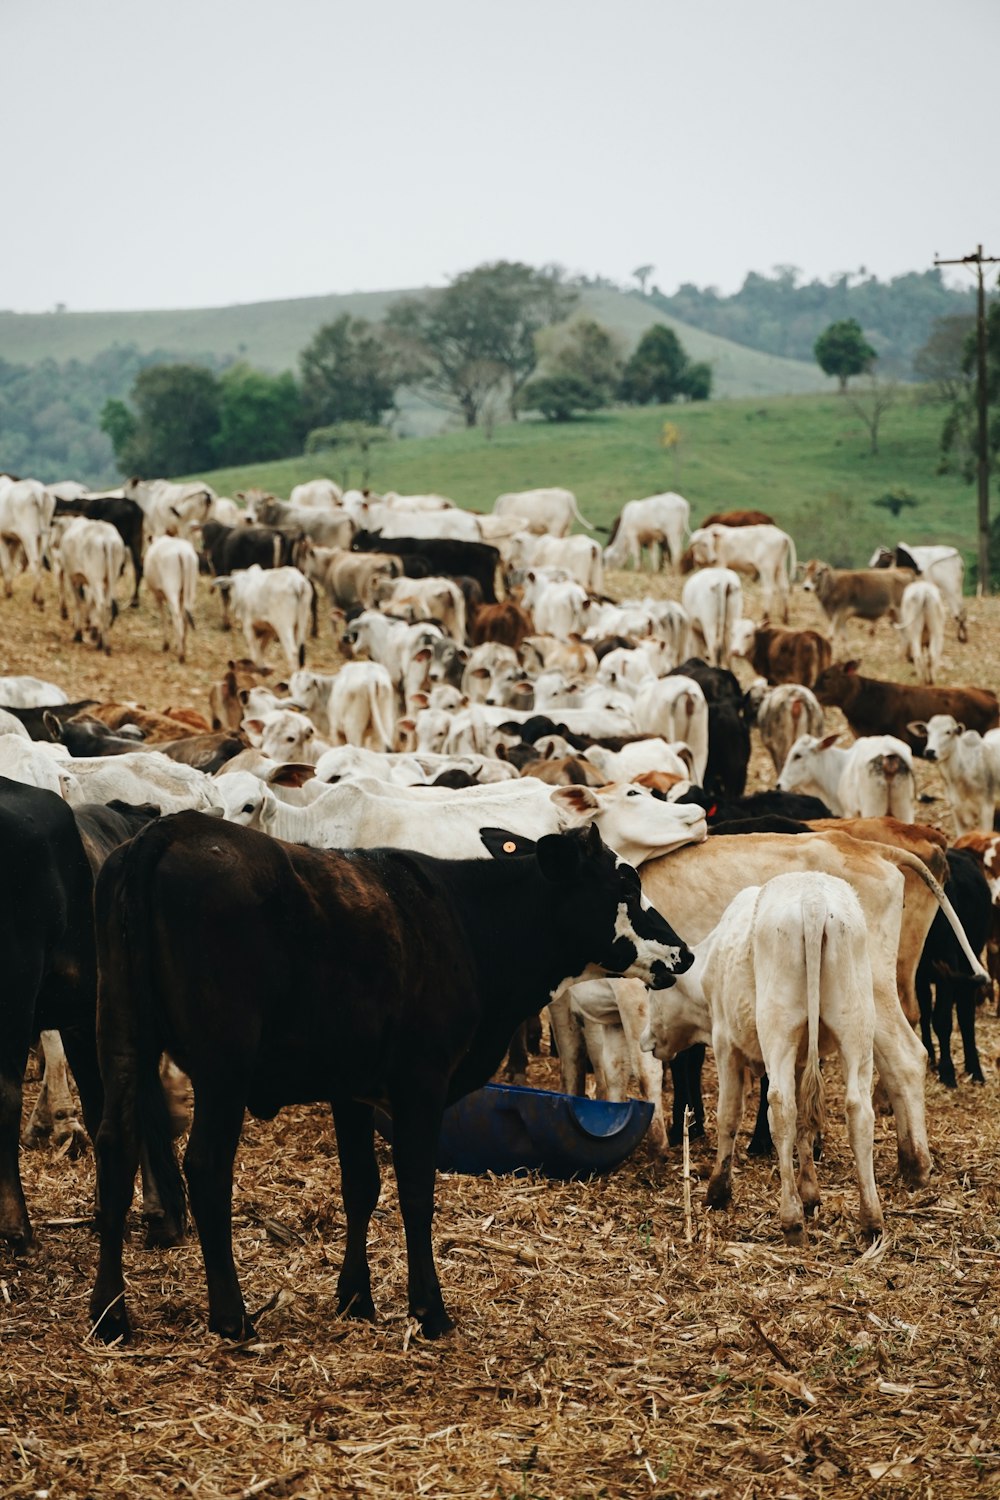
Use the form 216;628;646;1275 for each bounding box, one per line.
915;714;962;763
480;824;693;990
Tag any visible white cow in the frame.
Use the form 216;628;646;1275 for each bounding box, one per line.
216;565;312;673
641;872;883;1241
0;735;70;795
0;477;55;604
59;751;222;813
144;535;199;662
603;493;690;571
633;676;709;785
0;676;69;708
371;507;482;543
681;567;742;668
52;517;124;652
510;533;604;594
918;714;1000;834
243;707;328;764
899;579;946;685
290;478;343;508
326;662;397;751
749;682;825;776
374;575;467;643
686;523;796;622
380;491;456;512
493;487;594;536
532;578;591;640
462;643;523;705
125;478;214;543
777;732;915;821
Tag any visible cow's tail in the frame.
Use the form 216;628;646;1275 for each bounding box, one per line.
272;533;282;570
786;531;798;583
798;892;827;1139
891;849;989;980
571;493;596;532
94;831;187;1237
369;676;396;753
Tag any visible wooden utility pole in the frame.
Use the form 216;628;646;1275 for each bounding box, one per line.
934;245;999;593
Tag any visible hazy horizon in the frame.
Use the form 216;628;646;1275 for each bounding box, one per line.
7;0;999;316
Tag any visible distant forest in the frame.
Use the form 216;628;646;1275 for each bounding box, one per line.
643;266;975;373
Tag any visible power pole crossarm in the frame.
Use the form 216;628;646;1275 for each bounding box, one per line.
934;246;1000;595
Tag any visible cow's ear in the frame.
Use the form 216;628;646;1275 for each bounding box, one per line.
550;784;600;823
266;762;315;788
42;710;63;741
480;827;536;860
907;720;928;737
844;660;860;674
534;831;583;882
817;732;841;751
957;722;966;735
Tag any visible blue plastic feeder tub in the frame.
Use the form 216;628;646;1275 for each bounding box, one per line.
377;1083;653;1178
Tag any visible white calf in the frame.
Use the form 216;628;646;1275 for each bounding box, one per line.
681;567;742;668
53;516;124;652
217;565;312;673
0;676;69;708
532;578;591;640
641;871;883;1241
603;493;690;571
899;579;946;685
327;662;396;751
493;487;593;536
687;523;796;623
633;676;709;785
0;477;54;604
751;682;825;776
777;732;914;821
514;533;604;593
918;714;1000;834
144;535;199;661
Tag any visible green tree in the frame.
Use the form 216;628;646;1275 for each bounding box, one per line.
619;325;696;405
540;318;623;405
813;318;876;391
519;373;604;422
939;300;1000;482
682;360;713;401
387;261;575;425
299;315;400;429
103;363;221;476
213;364;305;467
913;314;975;403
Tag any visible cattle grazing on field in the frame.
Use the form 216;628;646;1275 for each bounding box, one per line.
145;536;199;662
214;565;312;673
0;477;54;606
88;814;692;1342
681;567;742;668
52;516;124;653
55;495;145;606
603;493;690;571
814;662;999;754
899;580;946;684
917;714;1000;833
352;531;501;604
493;487;594;536
870;542;967;641
685;523;796;623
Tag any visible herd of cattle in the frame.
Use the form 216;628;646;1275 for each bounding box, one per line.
1;468;998;1342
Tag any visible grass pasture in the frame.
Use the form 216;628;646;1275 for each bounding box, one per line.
191;390;976;572
0;551;998;1497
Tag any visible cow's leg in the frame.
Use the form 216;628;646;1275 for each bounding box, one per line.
23;1031;88;1156
129;545;142;607
955;987;985;1084
331;1100;380;1322
873;1011;932;1186
669;1043;706;1146
766;1055;805;1240
90;1077;142;1342
183;1086;250;1339
0;540;14;597
705;1039;744;1211
548;989;587;1096
932;983;957;1089
0;1054;32;1251
746;1073;774;1156
841;1047;884;1239
916;970;935;1067
389;1090;452;1338
613;980;668;1153
503;1022;530;1085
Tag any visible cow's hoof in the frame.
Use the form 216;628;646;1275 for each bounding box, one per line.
937;1070;958;1091
746;1136;773;1159
144;1214;185;1250
705;1178;732;1211
782;1223;806;1247
210;1311;255;1341
53;1121;89;1159
416;1307;455;1340
90;1295;131;1344
337;1290;376;1322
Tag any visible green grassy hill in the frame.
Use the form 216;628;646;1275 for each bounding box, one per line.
1;288;833;405
190;389;974;570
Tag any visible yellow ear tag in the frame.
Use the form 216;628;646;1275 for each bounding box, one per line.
503;841;517;853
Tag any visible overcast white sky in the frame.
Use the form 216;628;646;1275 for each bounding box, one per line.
7;0;999;313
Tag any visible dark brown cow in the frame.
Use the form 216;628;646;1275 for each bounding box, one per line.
88;815;692;1343
699;509;775;528
738;623;832;687
814;661;1000;753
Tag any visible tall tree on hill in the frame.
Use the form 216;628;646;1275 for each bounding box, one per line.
813;318;876;391
299;315;401;430
386;261;576;425
619;325;712;404
213;364;305;467
101;363;221;476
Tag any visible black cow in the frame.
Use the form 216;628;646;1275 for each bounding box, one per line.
55;497;145;606
352;531;501;604
6;699;99;741
89;815;692;1343
44;713;146;757
669;659;751;798
676;786;834;825
201;521;293;576
917;848;993;1088
0;781;158;1251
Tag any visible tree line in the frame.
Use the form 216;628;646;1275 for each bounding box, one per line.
99;262;714;477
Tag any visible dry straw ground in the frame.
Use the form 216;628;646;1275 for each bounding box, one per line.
0;563;998;1500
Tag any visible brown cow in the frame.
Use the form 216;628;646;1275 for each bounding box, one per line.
802;560;915;647
814;661;1000;753
518;755;606;786
209;660;275;732
733;622;832;687
90;703;213;741
699;509;775;528
470;600;534;649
